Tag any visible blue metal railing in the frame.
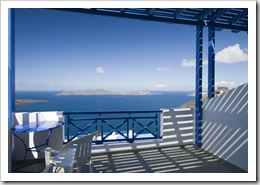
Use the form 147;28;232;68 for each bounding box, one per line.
63;110;162;144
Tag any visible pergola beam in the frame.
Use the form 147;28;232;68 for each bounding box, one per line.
49;8;248;32
8;8;15;172
195;24;203;147
208;26;215;99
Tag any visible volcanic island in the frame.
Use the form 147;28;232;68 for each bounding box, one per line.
57;89;152;96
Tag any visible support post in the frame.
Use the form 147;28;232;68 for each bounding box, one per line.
8;8;15;172
195;25;203;148
208;26;215;99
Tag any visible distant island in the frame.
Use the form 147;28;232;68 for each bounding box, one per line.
16;99;49;107
57;89;152;96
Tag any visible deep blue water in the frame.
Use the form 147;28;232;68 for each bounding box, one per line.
15;91;194;112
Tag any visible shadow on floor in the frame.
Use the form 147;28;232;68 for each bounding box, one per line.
91;145;246;173
13;159;46;173
12;145;246;173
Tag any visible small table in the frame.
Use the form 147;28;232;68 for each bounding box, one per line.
12;121;64;171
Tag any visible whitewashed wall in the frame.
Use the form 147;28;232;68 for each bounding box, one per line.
13;111;64;160
202;83;248;171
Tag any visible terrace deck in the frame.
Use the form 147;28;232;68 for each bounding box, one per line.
14;145;245;173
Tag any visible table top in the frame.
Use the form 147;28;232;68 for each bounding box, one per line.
12;121;64;133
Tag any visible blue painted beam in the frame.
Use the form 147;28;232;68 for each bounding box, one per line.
8;9;15;127
195;25;203;148
8;8;15;172
208;26;215;99
48;8;248;32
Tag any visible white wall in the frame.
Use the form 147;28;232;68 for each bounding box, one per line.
202;83;248;171
92;108;194;154
13;111;64;161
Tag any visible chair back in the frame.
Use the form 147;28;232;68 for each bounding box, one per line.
59;131;99;168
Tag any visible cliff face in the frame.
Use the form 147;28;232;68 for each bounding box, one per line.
15;99;49;106
178;94;208;109
178;87;229;108
215;87;229;95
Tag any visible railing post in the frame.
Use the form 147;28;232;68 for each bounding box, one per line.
208;25;215;99
127;113;130;141
66;114;70;142
100;113;104;144
160;109;164;138
95;115;98;132
129;113;134;143
195;24;203;148
155;113;158;138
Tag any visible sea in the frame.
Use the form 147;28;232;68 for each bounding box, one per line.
15;90;194;112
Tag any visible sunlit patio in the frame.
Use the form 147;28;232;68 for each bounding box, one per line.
14;145;246;173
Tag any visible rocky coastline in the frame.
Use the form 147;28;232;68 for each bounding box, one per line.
178;94;208;108
15;99;49;107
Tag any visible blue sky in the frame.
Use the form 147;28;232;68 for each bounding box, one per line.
15;8;248;91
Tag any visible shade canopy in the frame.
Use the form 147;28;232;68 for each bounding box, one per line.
52;8;248;32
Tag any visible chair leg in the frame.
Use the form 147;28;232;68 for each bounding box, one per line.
76;166;82;173
42;164;55;173
63;165;74;173
45;147;52;166
89;160;93;173
42;163;65;173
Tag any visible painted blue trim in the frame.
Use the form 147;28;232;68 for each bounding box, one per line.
195;25;203;148
49;8;248;32
63;110;162;144
208;26;215;99
8;8;15;126
8;8;15;173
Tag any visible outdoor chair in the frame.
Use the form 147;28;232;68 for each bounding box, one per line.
42;163;65;173
44;131;99;173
